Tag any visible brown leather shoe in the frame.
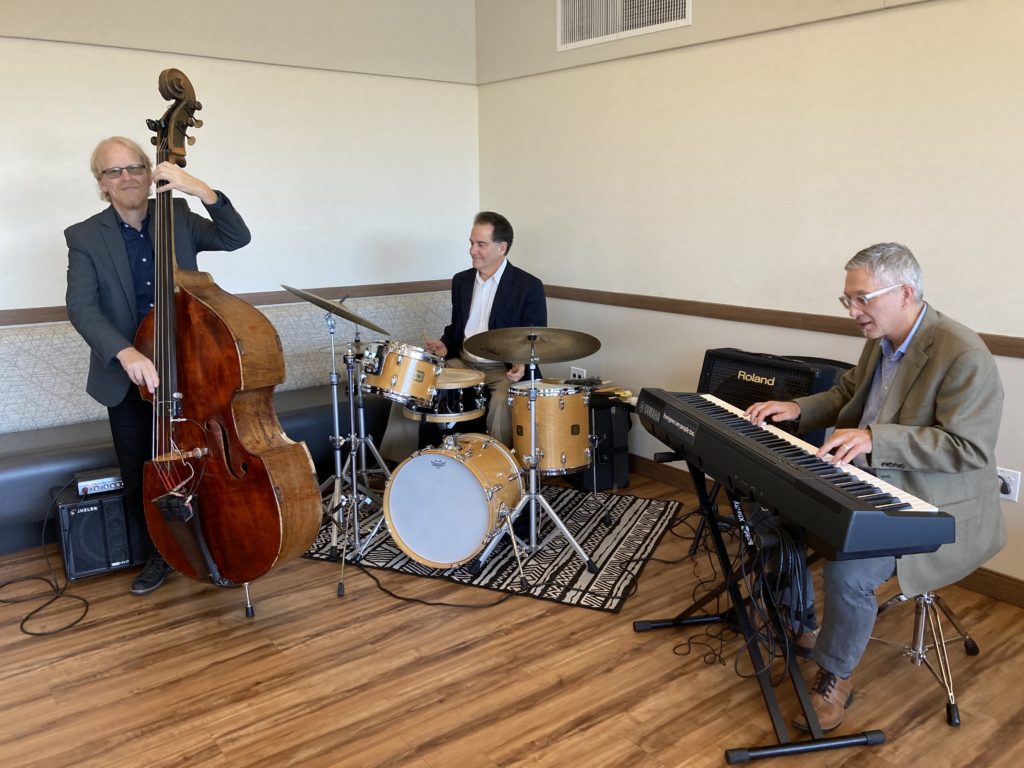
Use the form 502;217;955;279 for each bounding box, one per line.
793;628;817;659
793;667;853;732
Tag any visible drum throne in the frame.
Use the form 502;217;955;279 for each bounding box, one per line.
871;591;979;727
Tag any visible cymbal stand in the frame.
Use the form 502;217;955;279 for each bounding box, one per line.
319;316;389;595
510;339;598;573
320;313;357;561
339;370;391;562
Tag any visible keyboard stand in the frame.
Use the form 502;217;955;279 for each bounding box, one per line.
634;464;886;764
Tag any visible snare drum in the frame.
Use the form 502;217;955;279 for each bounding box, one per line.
361;341;444;407
509;380;591;475
384;433;523;568
401;368;487;423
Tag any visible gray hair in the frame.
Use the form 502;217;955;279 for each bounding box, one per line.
90;136;152;202
845;242;924;301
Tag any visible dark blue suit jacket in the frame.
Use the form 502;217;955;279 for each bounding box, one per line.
440;261;547;362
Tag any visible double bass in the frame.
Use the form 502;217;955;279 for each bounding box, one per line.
136;69;321;595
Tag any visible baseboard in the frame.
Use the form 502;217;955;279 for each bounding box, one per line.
630;452;1024;609
957;567;1024;610
629;454;689;487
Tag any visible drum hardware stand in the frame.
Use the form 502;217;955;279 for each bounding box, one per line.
586;408;613;526
318;312;390;594
500;513;530;590
476;343;598;574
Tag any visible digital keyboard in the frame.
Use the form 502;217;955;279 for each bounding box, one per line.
637;389;955;560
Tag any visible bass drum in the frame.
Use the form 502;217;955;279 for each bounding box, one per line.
383;433;523;568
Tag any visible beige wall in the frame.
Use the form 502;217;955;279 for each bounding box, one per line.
480;0;1024;335
478;0;1024;581
476;0;934;83
0;35;479;311
1;0;477;83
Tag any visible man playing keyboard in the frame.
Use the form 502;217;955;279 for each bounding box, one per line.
745;242;1005;733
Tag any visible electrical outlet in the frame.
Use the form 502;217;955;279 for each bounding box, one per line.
998;468;1021;502
570;367;586;380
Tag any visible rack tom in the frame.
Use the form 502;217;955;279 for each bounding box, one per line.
360;341;443;407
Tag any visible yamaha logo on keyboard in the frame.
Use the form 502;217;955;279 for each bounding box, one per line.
737;370;775;386
637;400;662;424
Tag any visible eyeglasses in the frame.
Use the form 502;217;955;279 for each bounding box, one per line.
99;164;147;180
838;283;904;310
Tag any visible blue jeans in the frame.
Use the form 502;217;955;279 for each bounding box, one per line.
810;556;897;678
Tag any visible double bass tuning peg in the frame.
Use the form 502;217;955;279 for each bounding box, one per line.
188;117;204;128
187;136;197;146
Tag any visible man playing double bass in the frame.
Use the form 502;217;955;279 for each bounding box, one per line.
65;136;251;595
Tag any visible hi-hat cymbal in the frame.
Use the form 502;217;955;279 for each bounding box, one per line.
463;326;600;364
282;285;389;336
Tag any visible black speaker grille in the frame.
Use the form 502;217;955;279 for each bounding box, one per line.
697;348;852;447
56;487;147;580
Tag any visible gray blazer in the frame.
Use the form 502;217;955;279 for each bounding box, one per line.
795;307;1006;596
65;195;251;407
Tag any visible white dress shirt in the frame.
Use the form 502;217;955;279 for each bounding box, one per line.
461;258;508;363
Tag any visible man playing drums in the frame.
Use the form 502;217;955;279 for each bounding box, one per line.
423;211;547;446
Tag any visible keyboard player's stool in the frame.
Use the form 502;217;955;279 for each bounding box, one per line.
871;591;979;727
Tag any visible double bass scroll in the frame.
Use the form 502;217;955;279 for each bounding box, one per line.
136;68;322;586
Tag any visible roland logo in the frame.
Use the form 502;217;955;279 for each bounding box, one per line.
737;370;775;386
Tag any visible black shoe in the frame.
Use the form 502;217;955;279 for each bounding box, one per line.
131;555;173;595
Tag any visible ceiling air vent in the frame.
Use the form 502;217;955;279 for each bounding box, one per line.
557;0;691;51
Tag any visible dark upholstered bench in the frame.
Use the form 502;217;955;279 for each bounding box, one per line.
0;386;390;555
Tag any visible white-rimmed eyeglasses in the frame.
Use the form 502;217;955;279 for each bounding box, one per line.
838;283;904;310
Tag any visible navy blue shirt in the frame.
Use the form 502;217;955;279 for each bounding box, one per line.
114;211;155;322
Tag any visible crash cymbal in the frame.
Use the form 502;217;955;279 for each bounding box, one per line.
463;326;600;364
282;284;389;336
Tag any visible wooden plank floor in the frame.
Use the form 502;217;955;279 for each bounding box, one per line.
1;475;1023;767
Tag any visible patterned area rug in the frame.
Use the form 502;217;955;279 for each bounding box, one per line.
304;485;679;612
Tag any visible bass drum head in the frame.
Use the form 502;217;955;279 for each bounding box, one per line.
384;451;492;568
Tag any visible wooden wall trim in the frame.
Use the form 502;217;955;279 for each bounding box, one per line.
957;567;1024;610
546;285;1024;359
5;280;1022;360
0;280;450;327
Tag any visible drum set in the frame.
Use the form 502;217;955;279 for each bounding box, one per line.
283;286;606;592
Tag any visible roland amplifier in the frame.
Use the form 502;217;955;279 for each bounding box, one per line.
56;486;148;580
697;348;853;447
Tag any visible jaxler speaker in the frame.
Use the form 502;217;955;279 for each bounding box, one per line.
697;348;852;447
56;486;148;580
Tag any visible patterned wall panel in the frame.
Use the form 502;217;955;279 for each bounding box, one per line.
0;292;450;434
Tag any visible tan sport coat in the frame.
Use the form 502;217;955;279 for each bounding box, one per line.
795;306;1005;597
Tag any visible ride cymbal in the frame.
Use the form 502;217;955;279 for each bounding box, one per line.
282;284;389;335
463;326;600;364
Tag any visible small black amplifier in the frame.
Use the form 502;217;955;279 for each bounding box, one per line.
56;486;148;580
75;466;124;496
571;393;631;492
